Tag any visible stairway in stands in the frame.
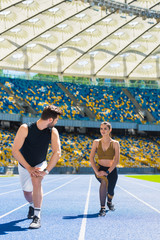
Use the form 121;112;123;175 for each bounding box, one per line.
0;82;37;116
57;82;96;120
122;88;156;123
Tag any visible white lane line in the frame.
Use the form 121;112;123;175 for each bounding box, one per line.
0;176;70;195
0;176;68;188
0;182;20;188
117;184;160;214
0;177;66;187
43;176;70;185
0;203;28;220
0;176;80;219
120;177;160;192
78;176;92;240
0;188;21;196
43;176;80;197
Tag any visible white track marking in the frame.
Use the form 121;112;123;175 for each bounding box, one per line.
43;176;70;185
117;184;160;214
120;176;160;192
0;176;80;219
0;203;28;219
0;176;68;188
43;176;80;197
78;176;92;240
0;182;20;188
0;188;21;196
0;176;70;195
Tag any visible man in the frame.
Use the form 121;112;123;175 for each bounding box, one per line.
12;105;62;229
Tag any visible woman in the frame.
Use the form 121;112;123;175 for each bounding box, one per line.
90;122;120;216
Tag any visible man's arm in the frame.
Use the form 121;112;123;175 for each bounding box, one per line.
41;127;61;176
12;124;40;177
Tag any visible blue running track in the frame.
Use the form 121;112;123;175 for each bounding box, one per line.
0;174;160;240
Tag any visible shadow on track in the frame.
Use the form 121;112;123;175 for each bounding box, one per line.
0;218;28;235
63;210;109;219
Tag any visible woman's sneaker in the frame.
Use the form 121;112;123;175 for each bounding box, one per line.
27;206;34;219
29;216;41;229
107;202;115;211
98;208;106;217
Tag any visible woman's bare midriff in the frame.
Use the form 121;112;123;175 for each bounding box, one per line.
98;159;113;167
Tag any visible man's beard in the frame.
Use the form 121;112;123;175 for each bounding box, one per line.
47;122;54;128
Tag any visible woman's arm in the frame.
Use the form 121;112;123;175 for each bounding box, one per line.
90;140;107;177
108;141;120;174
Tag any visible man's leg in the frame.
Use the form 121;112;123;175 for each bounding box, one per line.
18;164;34;218
32;176;43;215
23;191;32;202
23;191;34;219
29;176;43;229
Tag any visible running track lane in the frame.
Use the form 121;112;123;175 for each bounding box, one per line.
0;175;160;240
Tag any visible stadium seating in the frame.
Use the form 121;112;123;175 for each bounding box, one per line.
0;77;84;120
62;82;142;123
128;87;160;123
0;129;159;170
116;135;160;169
0;77;159;124
0;85;23;115
0;129;16;166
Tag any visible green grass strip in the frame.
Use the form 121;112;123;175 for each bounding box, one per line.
126;175;160;183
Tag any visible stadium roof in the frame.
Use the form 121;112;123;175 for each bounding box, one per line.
0;0;160;81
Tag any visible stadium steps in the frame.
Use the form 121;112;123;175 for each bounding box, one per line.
56;82;96;120
122;88;156;123
120;152;149;167
148;137;160;149
0;82;37;115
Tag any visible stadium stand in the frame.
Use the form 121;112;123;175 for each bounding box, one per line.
0;129;159;170
128;88;160;124
0;77;159;172
0;77;85;120
0;77;159;125
62;82;142;123
0;129;16;167
0;85;22;115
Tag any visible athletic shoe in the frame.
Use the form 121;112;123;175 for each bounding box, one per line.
29;216;41;229
98;208;106;217
27;206;34;219
107;202;115;211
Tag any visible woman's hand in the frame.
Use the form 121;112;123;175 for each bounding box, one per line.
96;170;108;177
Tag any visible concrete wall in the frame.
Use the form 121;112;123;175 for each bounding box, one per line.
1;166;159;175
0;113;159;132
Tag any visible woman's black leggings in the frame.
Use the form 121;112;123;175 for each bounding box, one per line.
95;165;118;207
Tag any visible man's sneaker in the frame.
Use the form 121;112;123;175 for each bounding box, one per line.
27;206;34;219
29;216;41;229
98;208;106;217
107;202;115;211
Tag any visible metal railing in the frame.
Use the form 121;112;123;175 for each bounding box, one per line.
0;72;159;89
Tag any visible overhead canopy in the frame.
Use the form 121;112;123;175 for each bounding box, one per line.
0;0;160;80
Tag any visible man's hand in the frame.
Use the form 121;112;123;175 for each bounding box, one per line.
28;166;42;177
34;168;47;177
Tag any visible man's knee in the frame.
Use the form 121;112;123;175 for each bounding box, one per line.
23;190;32;196
31;176;43;188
